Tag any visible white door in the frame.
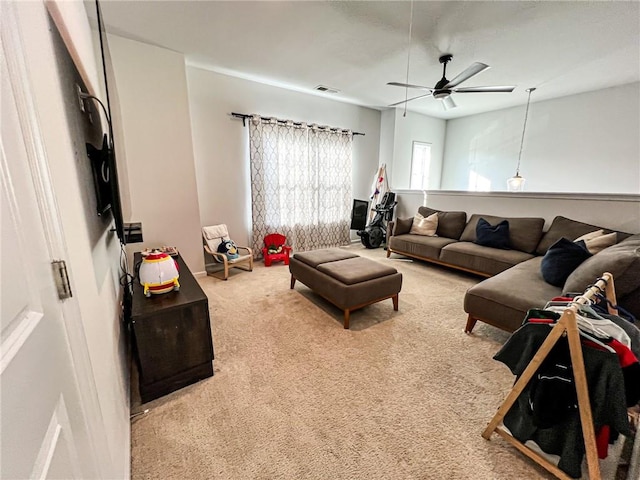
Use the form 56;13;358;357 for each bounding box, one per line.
1;15;100;480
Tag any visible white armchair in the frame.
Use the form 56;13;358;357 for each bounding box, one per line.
202;224;253;280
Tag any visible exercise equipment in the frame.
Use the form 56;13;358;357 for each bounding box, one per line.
357;192;397;249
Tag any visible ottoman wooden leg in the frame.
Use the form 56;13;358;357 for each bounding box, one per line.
290;275;296;289
344;310;350;329
392;294;398;311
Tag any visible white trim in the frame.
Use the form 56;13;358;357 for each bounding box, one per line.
44;0;100;97
0;310;43;374
2;4;108;476
31;395;82;480
394;189;640;203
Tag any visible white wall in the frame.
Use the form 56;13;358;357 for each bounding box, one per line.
186;66;382;250
442;82;640;193
387;109;446;191
395;190;640;233
378;108;395;173
15;1;129;477
107;35;204;272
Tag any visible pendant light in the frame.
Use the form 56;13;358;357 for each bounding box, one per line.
507;87;536;192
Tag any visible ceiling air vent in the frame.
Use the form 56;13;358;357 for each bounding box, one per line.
314;85;340;94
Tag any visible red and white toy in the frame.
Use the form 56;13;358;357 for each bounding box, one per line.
139;250;180;297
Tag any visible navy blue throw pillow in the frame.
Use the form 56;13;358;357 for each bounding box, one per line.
540;238;592;287
475;218;511;249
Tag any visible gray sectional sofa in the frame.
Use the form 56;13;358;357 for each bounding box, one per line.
386;206;640;333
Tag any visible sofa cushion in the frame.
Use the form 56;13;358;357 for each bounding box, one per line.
293;249;359;268
564;234;640;299
536;216;622;256
540;238;592;287
440;242;535;276
475;218;511;250
389;234;458;261
460;214;545;254
393;217;413;236
418;207;467;240
316;257;398;285
410;212;438;236
574;230;617;254
464;257;562;332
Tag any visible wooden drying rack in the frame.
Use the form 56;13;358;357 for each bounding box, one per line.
482;272;618;480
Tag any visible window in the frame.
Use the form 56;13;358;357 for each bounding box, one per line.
468;170;492;191
410;142;431;190
248;118;353;253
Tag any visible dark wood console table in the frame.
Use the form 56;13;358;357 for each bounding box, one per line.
131;252;214;403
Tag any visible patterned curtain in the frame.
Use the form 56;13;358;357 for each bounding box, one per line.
249;116;353;255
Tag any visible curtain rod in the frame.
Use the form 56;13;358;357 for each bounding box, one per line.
230;112;364;136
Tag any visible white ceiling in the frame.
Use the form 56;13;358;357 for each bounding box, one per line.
93;1;640;119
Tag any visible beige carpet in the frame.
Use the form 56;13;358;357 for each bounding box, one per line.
130;245;621;480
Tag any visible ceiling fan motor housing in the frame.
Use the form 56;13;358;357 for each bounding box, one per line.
433;89;452;99
435;54;453;95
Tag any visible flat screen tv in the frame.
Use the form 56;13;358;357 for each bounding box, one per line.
350;199;369;230
86;0;126;245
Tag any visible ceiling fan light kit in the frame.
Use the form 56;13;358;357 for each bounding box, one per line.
508;87;537;192
442;95;456;110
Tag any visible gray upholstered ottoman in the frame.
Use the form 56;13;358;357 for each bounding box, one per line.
289;249;403;329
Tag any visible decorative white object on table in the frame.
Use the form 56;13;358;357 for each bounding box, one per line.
138;250;180;297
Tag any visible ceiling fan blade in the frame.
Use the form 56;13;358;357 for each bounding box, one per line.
453;86;516;93
387;82;434;91
442;96;457;110
388;92;433;107
443;62;489;88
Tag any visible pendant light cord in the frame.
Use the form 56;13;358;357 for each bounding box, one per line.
403;0;414;117
516;88;535;175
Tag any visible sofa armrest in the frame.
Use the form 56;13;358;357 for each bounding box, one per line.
387;220;395;240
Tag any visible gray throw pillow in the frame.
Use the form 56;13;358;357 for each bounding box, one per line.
393;217;413;235
564;234;640;298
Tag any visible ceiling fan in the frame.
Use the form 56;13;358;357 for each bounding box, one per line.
388;54;516;110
